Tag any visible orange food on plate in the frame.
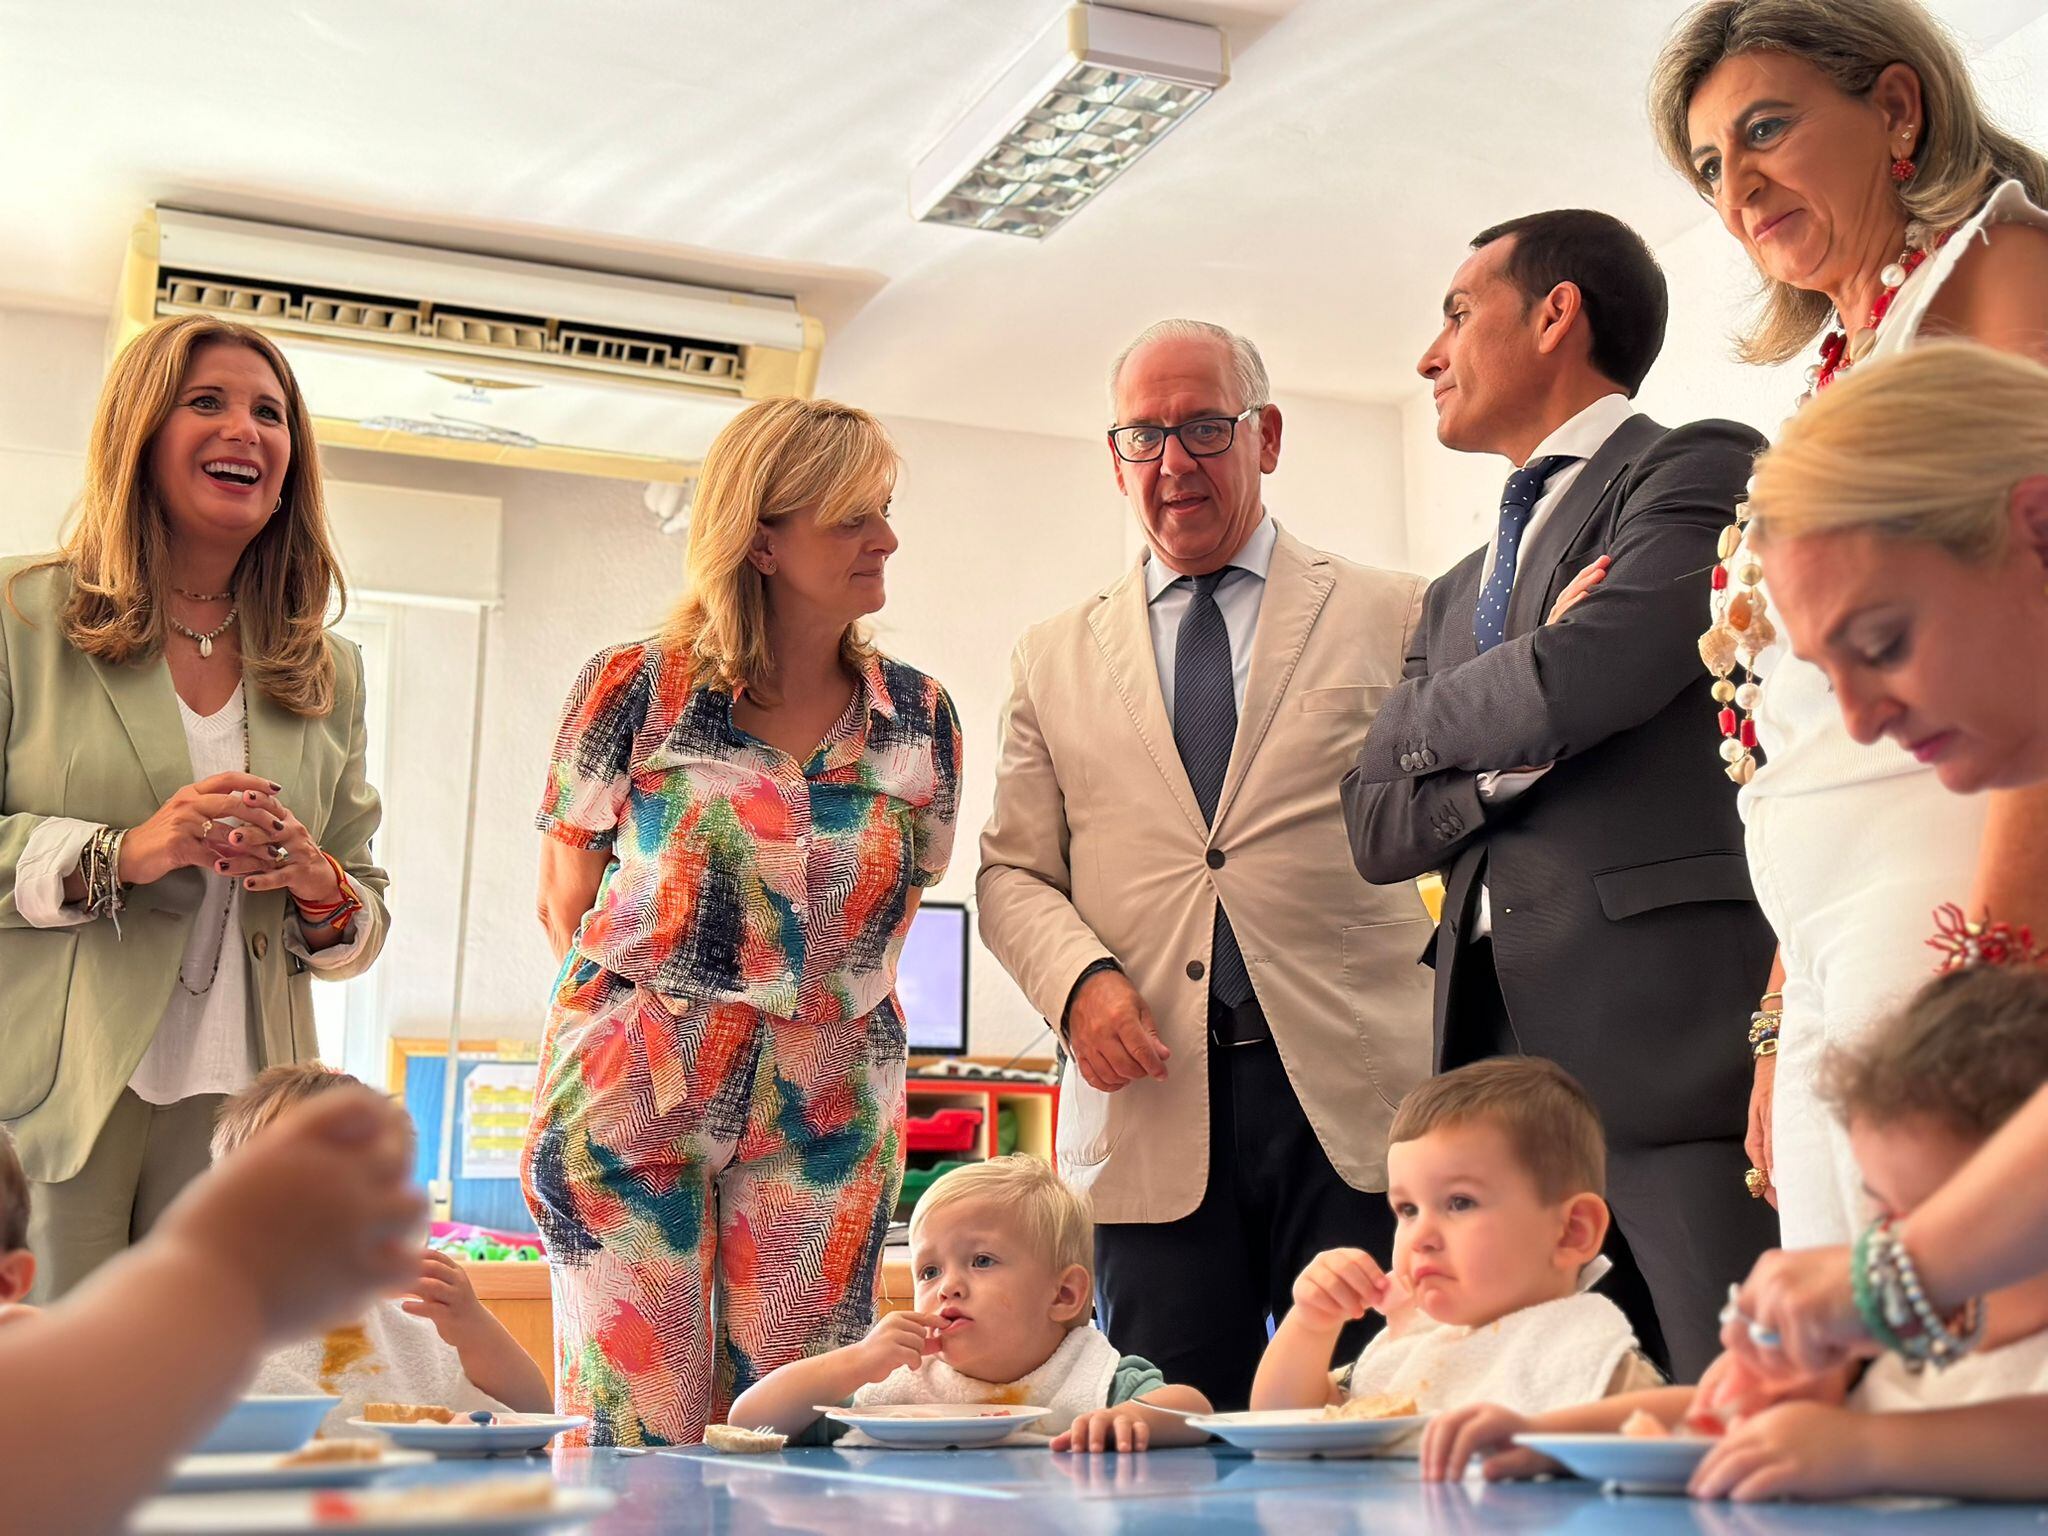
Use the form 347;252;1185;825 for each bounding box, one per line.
361;1402;458;1424
1323;1392;1420;1422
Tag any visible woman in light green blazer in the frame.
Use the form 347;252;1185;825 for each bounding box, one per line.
1;315;389;1299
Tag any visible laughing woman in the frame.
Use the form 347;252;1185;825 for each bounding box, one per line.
525;397;960;1446
0;315;389;1299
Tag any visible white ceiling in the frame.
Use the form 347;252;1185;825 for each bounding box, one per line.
2;0;2042;440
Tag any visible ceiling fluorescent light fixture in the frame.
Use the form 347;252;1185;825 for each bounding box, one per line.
911;4;1229;240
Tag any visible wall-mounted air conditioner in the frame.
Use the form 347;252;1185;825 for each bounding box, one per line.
116;208;823;484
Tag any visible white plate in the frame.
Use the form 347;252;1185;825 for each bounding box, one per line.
195;1396;341;1456
348;1415;589;1457
130;1483;615;1534
166;1447;434;1493
821;1403;1052;1448
1188;1409;1433;1458
1513;1431;1716;1493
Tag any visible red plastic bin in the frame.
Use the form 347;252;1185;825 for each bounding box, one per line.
905;1107;983;1154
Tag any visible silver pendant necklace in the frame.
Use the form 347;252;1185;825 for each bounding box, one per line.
168;604;239;659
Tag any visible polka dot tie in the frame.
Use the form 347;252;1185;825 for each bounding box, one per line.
1474;454;1574;655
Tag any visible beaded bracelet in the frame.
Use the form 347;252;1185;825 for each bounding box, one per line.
1861;1217;1984;1372
1851;1221;1908;1356
1747;1009;1782;1058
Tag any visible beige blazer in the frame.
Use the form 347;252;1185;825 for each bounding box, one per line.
977;525;1435;1224
0;557;389;1183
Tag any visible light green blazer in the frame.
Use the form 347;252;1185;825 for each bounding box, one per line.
0;555;389;1183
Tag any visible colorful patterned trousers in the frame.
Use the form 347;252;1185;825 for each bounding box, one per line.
522;957;905;1445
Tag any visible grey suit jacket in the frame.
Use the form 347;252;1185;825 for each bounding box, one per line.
1341;415;1775;1148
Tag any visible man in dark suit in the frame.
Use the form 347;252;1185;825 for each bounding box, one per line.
1341;210;1778;1380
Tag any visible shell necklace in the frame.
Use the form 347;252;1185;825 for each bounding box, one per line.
167;603;239;659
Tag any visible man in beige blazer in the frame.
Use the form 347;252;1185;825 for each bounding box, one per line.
977;320;1434;1408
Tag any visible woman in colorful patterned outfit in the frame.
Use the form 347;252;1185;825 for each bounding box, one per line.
523;398;960;1446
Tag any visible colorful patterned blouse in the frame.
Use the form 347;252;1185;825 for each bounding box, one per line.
537;641;961;1031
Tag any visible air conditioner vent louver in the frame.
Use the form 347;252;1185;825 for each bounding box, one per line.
123;210;823;484
156;267;746;386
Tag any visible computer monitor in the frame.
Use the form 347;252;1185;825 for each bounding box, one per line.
899;899;969;1055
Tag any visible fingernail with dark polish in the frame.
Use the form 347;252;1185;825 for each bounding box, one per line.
274;820;285;831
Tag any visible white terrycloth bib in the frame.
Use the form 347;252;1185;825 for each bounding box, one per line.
1346;1286;1640;1441
841;1323;1124;1446
1852;1325;2048;1413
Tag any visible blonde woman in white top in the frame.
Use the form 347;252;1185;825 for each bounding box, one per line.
0;315;388;1299
1647;0;2048;1248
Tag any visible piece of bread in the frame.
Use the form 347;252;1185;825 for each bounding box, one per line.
361;1402;459;1424
278;1439;382;1467
704;1424;788;1454
1323;1391;1420;1422
316;1475;557;1521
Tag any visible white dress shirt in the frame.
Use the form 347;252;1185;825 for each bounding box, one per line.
14;683;368;1104
1143;512;1277;722
1475;393;1636;936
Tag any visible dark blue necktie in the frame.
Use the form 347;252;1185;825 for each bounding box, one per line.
1474;454;1574;654
1173;569;1253;1009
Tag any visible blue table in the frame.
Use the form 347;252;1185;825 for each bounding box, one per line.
396;1446;2048;1534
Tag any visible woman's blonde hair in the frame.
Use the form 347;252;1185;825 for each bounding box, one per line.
657;397;896;703
13;315;347;716
1649;0;2048;364
1747;341;2048;559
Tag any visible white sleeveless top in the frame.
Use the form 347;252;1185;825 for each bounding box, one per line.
1741;180;2048;806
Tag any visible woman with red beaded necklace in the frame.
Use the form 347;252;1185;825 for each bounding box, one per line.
1646;0;2048;1257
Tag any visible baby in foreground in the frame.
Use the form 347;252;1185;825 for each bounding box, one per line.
729;1154;1211;1449
1427;966;2048;1502
1252;1056;1658;1429
222;1064;550;1433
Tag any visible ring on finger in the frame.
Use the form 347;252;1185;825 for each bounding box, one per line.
1717;1283;1752;1330
1748;1320;1783;1350
200;817;214;838
271;844;291;865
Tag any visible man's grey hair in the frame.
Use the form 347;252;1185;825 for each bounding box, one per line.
1107;319;1271;421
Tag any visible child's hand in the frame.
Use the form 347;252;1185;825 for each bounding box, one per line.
1052;1405;1159;1453
1688;1401;1875;1502
1421;1403;1555;1483
1692;1347;1839;1426
399;1248;489;1348
854;1310;941;1384
1291;1248;1406;1330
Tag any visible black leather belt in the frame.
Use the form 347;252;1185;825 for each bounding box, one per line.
1208;994;1271;1049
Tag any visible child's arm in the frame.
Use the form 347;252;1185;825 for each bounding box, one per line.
1051;1383;1215;1452
0;1089;421;1536
1251;1248;1407;1410
727;1310;940;1437
1691;1396;2048;1503
400;1249;551;1412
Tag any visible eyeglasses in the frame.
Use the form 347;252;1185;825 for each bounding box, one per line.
1107;404;1265;463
